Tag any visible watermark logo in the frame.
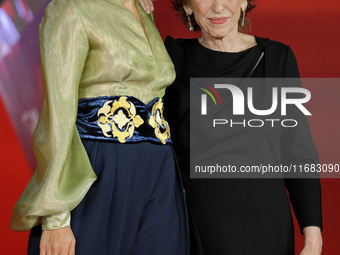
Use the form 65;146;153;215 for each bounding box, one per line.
190;78;340;179
198;82;222;115
200;83;311;116
195;79;313;128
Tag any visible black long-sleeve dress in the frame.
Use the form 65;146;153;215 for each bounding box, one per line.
164;36;322;255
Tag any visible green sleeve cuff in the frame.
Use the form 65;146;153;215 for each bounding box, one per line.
42;211;71;230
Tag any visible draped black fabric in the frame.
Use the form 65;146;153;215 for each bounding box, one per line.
164;36;322;255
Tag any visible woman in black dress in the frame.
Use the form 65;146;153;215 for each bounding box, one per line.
140;0;323;254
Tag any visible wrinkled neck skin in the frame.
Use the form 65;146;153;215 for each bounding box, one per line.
199;28;256;53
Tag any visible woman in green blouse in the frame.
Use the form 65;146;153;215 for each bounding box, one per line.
9;0;189;254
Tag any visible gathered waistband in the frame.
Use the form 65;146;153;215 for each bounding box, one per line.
76;96;172;145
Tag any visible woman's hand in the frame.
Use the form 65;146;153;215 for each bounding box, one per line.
40;227;76;255
300;226;322;255
138;0;155;14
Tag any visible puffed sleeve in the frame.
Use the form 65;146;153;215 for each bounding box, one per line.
281;46;322;233
9;0;97;231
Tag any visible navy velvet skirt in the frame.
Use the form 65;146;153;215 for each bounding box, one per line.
28;140;189;254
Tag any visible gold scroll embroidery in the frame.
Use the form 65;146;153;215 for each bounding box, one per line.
149;98;170;144
97;97;144;143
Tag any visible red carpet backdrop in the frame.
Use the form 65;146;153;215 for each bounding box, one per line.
0;0;339;254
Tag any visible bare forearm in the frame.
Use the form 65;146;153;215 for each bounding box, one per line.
300;226;322;255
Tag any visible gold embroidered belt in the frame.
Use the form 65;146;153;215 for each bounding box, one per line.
76;96;171;144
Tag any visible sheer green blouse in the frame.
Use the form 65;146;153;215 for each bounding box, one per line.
9;0;175;231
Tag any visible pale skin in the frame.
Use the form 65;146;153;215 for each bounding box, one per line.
40;227;75;255
139;0;323;254
39;0;147;254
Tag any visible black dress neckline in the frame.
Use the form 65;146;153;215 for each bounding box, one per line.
187;36;263;76
194;36;260;55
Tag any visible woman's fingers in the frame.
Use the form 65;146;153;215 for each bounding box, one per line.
59;243;70;255
39;238;48;255
138;0;155;14
68;238;76;255
68;246;75;255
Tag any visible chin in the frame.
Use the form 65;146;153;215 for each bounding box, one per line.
210;32;229;40
206;28;231;39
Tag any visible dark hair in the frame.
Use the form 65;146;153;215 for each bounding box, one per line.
170;0;256;31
